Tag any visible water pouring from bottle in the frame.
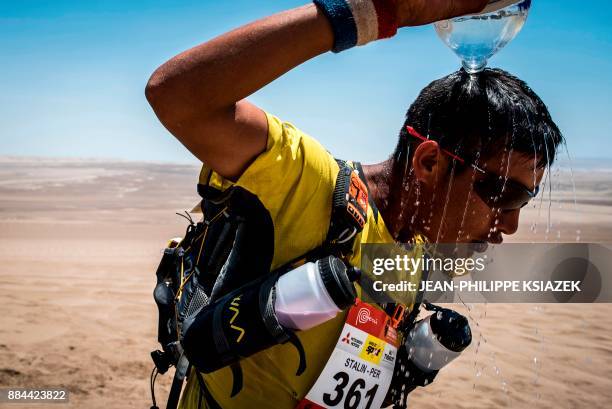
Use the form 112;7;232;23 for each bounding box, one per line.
434;0;531;73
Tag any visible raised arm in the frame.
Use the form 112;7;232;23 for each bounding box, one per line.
145;0;487;181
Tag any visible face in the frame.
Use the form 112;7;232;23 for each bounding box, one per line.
414;149;544;248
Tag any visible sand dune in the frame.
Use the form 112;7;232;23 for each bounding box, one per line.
0;157;611;408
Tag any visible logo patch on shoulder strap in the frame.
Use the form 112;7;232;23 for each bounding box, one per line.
327;160;369;250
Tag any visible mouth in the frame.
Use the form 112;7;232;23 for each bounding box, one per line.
470;235;504;252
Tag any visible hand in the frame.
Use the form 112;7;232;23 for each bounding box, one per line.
397;0;488;27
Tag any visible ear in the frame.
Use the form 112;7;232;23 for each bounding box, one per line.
411;140;448;186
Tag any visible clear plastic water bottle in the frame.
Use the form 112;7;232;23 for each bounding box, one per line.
434;0;531;73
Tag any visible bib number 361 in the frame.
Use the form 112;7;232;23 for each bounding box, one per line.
322;371;379;409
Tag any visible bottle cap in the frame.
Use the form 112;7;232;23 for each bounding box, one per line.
318;256;357;310
429;308;472;352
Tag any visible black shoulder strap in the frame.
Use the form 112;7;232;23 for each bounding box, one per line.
352;161;379;223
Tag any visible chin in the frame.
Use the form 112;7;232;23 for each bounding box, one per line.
469;240;489;253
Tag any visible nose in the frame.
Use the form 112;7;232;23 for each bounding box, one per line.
495;209;521;236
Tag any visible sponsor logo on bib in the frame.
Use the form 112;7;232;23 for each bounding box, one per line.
359;335;385;365
357;307;378;326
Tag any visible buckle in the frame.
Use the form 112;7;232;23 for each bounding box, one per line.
390;304;406;329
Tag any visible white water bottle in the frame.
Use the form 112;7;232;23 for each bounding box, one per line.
274;256;357;331
407;307;472;372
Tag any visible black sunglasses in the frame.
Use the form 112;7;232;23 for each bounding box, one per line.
473;170;539;210
406;126;539;210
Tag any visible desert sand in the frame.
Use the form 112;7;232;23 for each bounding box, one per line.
0;156;611;408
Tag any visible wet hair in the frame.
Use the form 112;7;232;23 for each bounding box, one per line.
392;68;564;180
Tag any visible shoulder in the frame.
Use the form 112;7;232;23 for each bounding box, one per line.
197;113;341;268
199;112;339;195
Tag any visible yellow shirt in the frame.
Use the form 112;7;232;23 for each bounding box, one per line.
179;112;413;409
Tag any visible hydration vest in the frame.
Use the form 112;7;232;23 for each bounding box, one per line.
150;160;422;409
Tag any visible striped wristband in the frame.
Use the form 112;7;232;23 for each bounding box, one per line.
313;0;398;52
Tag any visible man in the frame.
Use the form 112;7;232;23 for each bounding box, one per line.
145;0;563;408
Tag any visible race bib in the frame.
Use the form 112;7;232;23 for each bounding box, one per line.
296;300;399;409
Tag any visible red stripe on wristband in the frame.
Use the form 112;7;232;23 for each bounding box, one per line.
371;0;398;39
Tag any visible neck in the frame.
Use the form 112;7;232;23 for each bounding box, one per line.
362;159;420;242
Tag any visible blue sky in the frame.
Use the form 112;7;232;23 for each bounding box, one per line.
1;0;611;164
